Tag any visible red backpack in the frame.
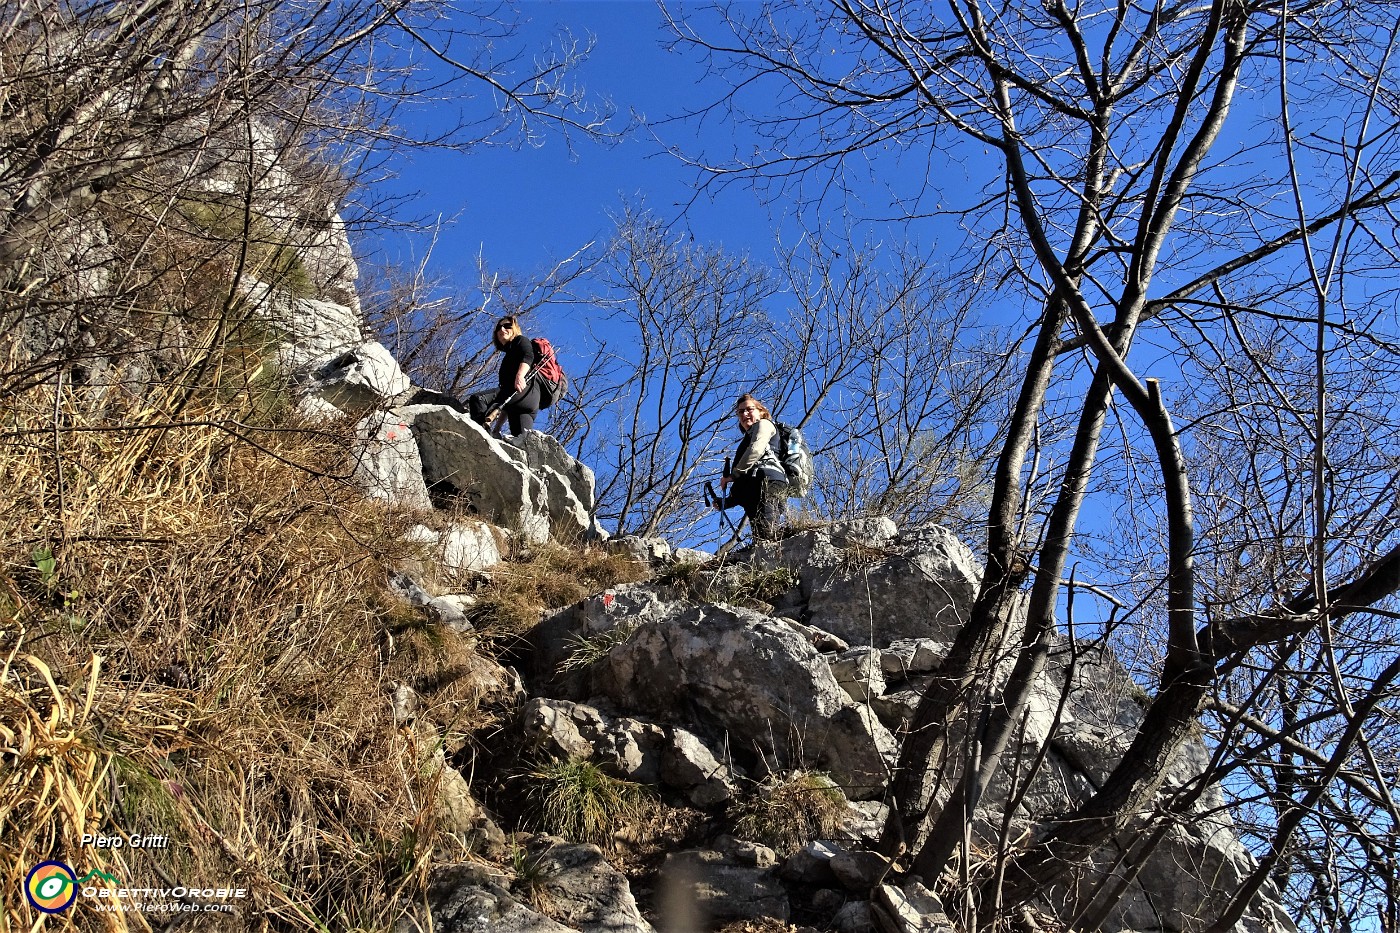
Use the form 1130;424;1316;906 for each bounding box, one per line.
530;337;568;409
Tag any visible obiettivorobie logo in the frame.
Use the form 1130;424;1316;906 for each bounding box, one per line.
25;862;121;914
25;860;247;916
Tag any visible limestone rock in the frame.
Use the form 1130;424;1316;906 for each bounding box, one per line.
510;430;597;515
388;571;472;635
833;900;878;933
831;648;886;704
352;410;433;511
879;639;949;680
830;850;892;892
803;523;982;647
528;585;684;680
672;547;715;565
662;726;740;807
411;863;574;933
306;341;411;414
406;404;551;543
608;535;672;564
264;290;364;375
780;840;844;885
658;849;789;924
871;883;954;933
520;698;665;784
592;600;896;798
520;838;655;933
439;521;506;575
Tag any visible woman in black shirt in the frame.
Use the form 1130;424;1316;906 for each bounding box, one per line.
487;316;541;435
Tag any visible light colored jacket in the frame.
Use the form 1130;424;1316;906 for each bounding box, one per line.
734;419;787;484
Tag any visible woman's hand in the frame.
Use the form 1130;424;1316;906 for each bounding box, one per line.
720;476;732;491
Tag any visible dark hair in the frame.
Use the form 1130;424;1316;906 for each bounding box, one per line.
735;393;772;420
492;315;522;351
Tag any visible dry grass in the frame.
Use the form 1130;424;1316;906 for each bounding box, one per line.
0;383;484;931
470;542;649;644
519;757;653;847
715;921;801;933
729;772;847;856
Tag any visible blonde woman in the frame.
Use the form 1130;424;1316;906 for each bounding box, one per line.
715;393;788;540
485;316;541;435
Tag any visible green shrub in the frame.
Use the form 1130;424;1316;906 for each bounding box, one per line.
522;758;651;846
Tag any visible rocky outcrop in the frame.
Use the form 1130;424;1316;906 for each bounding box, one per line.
400;839;654;933
506;519;1292;933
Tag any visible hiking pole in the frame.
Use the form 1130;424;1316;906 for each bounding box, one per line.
484;366;542;435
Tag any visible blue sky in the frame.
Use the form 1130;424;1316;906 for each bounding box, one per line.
370;1;788;295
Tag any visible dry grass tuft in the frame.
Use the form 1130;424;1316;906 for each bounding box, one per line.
520;757;653;847
729;771;847;856
470;543;649;643
0;384;480;931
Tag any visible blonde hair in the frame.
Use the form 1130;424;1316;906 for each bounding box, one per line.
735;393;772;420
492;315;521;350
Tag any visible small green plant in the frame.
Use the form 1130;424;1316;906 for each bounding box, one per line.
559;622;639;672
522;757;651;846
510;845;556;913
730;771;847;854
31;545;57;589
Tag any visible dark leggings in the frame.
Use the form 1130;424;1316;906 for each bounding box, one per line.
495;383;541;435
720;476;785;540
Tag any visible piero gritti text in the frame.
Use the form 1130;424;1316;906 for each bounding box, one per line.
81;834;170;849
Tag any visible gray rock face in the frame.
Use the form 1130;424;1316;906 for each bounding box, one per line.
658;849;790;924
520;698;740;806
871;883;954;933
351;411;433;511
406;404;552;543
754;522;982;647
266;290;364;375
437;521;506;575
305;341;411;414
592;601;896;799
521;698;665;785
519;839;655;933
410;841;653;933
510;431;597;516
832;648;887;704
662;726;740;806
410;864;574;933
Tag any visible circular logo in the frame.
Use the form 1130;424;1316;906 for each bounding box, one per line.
25;861;78;913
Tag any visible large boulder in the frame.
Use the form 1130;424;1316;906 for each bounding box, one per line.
510;430;597;519
352;410;433;511
591;599;897;799
404;404;552;543
748;520;981;647
304;341;411;414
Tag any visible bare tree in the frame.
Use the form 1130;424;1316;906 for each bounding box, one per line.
552;210;1017;545
766;232;1022;536
0;0;615;400
668;0;1400;927
565;208;778;539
